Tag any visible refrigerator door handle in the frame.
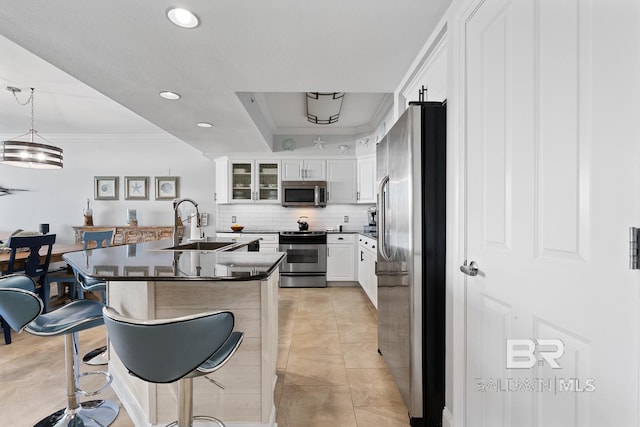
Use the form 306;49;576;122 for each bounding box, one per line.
378;175;391;261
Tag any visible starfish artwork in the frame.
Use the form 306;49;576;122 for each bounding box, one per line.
131;182;143;194
313;136;326;150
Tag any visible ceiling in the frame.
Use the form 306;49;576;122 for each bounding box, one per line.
0;1;451;155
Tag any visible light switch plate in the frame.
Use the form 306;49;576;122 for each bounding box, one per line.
232;216;237;223
344;216;349;223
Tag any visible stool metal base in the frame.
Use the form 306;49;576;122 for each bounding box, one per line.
83;345;108;366
34;399;119;427
166;415;225;427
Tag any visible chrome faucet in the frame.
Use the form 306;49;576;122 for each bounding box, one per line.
173;198;200;246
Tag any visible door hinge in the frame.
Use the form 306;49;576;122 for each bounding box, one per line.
631;227;640;269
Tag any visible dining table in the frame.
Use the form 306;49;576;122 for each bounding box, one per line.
0;232;84;272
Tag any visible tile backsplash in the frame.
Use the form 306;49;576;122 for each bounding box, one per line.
216;203;375;232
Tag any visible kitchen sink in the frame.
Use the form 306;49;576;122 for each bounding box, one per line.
160;241;236;251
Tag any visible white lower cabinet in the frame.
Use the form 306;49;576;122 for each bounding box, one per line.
216;232;279;253
327;233;355;281
357;235;377;308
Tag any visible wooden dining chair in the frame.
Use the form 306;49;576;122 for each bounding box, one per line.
1;233;56;344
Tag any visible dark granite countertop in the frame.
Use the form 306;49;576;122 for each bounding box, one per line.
216;229;377;239
216;230;281;234
63;237;285;282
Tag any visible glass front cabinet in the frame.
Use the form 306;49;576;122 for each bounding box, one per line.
255;162;280;202
216;159;280;204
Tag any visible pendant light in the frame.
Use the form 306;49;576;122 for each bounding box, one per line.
306;92;345;125
1;87;63;169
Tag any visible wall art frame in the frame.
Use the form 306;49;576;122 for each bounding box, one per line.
94;176;119;200
155;176;179;200
125;176;149;200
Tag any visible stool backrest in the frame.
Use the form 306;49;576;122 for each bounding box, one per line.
0;274;43;332
5;234;57;284
82;230;114;250
103;307;235;384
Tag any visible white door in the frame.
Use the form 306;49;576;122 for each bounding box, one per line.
461;0;639;426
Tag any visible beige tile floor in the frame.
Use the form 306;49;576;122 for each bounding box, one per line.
276;286;410;427
0;285;410;426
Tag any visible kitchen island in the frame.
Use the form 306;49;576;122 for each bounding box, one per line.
63;238;285;427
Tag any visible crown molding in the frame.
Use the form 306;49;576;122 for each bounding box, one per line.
0;133;180;143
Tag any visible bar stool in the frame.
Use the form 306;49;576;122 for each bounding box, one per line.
103;306;243;427
0;273;119;426
73;229;114;365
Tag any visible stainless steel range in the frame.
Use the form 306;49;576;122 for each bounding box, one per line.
279;231;327;288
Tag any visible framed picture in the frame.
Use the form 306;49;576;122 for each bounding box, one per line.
94;176;119;200
155;176;179;200
124;176;148;200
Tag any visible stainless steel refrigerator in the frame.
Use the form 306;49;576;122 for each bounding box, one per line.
377;101;446;427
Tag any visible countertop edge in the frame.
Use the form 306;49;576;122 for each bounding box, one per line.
62;238;286;282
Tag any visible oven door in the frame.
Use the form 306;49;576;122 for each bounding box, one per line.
279;243;327;273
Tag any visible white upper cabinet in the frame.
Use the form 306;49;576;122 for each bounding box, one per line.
326;159;357;204
214;157;230;204
281;159;326;181
217;155;374;205
356;154;376;204
215;158;280;204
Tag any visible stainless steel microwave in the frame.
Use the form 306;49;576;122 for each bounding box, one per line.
281;181;327;207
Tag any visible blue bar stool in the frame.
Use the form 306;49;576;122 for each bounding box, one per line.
73;229;114;365
0;274;119;426
103;306;243;427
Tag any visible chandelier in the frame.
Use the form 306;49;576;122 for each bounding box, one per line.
0;87;63;169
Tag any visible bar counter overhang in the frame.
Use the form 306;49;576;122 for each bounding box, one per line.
63;238;285;427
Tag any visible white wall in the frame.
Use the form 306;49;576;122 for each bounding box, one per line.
0;135;216;244
217;203;373;232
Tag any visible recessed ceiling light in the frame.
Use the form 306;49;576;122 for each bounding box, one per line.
197;122;213;128
166;7;199;29
159;91;181;100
